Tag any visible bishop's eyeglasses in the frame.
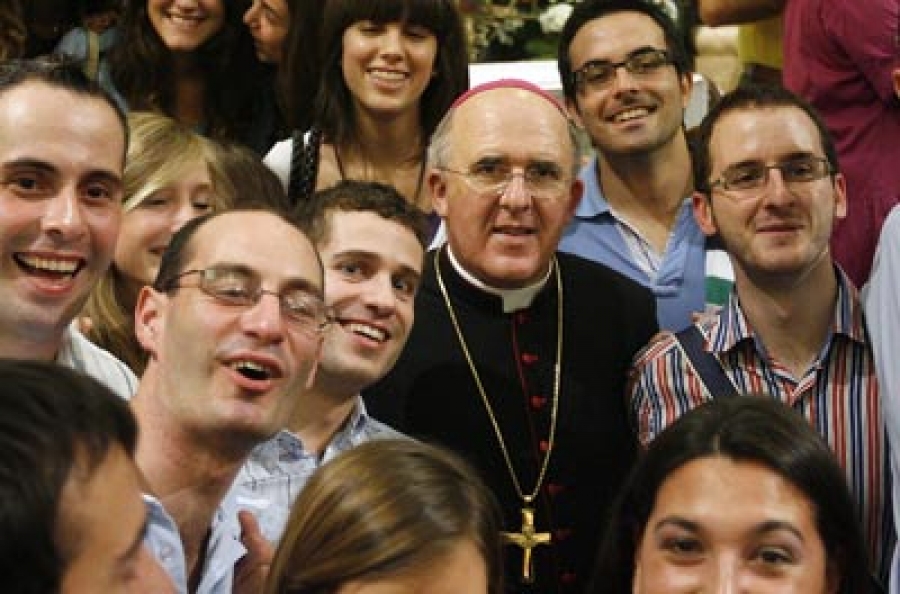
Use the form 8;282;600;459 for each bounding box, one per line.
436;160;571;201
160;265;331;337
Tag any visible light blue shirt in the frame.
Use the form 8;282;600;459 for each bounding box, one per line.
863;204;900;594
233;397;404;544
559;158;712;331
143;492;245;594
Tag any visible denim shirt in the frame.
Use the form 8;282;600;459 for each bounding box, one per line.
232;397;404;543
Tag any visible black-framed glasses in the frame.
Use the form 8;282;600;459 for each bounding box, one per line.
161;266;331;336
708;156;833;197
436;160;571;201
572;48;674;91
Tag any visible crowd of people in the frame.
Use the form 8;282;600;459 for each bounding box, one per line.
0;0;898;593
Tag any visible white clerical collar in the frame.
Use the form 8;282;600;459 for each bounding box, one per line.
445;247;551;313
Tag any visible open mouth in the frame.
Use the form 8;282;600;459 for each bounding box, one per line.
231;360;275;382
343;321;389;343
14;253;82;279
368;69;408;83
609;106;654;123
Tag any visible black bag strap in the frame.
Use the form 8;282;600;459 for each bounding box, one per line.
287;127;322;206
674;325;738;398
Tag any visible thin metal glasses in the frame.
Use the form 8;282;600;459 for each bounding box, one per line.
708;156;833;198
162;266;330;336
437;160;571;201
573;48;674;91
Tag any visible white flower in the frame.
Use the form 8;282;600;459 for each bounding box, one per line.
539;3;574;34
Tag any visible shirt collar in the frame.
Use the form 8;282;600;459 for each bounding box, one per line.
446;246;550;313
710;265;867;353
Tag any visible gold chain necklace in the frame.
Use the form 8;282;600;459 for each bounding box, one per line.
434;247;561;584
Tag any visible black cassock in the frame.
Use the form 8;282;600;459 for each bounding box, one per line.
365;248;658;594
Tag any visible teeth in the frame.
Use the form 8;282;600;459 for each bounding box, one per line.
17;255;78;274
370;69;406;81
347;322;387;342
613;108;650;122
232;360;271;381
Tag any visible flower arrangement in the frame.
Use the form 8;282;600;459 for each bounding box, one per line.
458;0;682;62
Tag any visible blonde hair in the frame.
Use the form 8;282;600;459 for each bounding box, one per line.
83;111;233;374
265;439;504;594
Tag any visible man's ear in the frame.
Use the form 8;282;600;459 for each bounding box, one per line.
566;97;586;130
692;191;718;237
429;168;449;217
134;286;165;355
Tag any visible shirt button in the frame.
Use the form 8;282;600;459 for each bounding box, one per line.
521;352;539;365
561;571;577;585
547;483;565;496
530;395;547;409
538;439;549;452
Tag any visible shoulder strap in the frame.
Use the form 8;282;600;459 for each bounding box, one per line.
674;325;738;398
287;128;321;206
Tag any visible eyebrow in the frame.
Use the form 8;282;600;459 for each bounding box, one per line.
653;516;806;542
211;262;325;299
2;157;123;189
579;46;663;67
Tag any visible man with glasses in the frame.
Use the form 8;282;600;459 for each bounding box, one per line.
630;85;893;586
235;180;427;544
364;79;657;593
130;207;327;593
556;0;732;331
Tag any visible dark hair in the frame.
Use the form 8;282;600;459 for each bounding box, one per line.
591;397;870;594
316;0;469;147
0;55;127;150
265;439;504;594
557;0;692;104
299;179;430;249
152;206;308;292
0;359;138;593
692;84;840;194
278;0;326;131
107;0;263;145
216;142;291;212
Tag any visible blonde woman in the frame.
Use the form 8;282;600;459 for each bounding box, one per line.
83;111;233;373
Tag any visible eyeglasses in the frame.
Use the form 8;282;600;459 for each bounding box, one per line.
161;266;331;337
572;48;674;91
436;161;571;201
708;156;833;197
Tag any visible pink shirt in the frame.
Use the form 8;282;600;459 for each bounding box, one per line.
783;0;900;285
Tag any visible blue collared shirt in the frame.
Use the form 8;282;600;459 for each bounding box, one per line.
233;397;404;543
559;158;713;331
143;492;245;594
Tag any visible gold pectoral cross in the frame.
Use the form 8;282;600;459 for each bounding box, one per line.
501;506;551;584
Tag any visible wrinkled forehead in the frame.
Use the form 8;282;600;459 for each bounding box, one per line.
187;212;324;292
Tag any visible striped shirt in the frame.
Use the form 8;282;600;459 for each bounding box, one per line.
630;268;894;582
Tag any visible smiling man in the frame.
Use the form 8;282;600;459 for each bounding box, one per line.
364;80;657;593
130;206;327;593
629;85;893;586
236;180;427;544
556;0;731;331
0;56;136;398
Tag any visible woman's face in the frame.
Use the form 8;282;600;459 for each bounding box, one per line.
334;539;488;594
243;0;290;64
147;0;225;53
114;160;216;287
633;457;837;594
341;20;438;118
